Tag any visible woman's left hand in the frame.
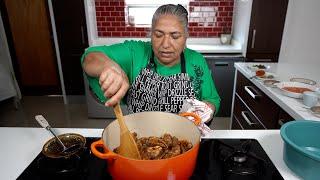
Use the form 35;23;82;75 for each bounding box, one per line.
180;99;215;123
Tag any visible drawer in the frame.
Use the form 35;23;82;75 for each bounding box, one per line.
233;94;265;129
236;72;279;128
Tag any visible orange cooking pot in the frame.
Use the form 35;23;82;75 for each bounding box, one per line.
91;111;201;180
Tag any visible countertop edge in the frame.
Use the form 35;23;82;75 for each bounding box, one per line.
234;63;320;121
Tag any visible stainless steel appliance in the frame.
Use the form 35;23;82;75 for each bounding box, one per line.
83;75;128;119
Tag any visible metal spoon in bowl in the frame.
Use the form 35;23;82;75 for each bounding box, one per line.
35;115;80;154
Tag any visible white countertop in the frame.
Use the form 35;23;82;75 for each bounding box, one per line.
0;127;300;180
186;43;242;53
234;62;320;121
92;38;243;54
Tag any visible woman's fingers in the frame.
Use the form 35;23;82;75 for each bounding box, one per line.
104;76;122;98
105;81;129;107
99;65;129;106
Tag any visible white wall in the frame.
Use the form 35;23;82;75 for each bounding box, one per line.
232;0;252;57
279;0;320;64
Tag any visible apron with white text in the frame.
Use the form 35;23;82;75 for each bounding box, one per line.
126;51;195;113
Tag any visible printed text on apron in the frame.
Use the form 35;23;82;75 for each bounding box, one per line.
126;51;195;113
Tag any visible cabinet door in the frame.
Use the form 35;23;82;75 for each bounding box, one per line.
2;0;61;94
52;0;88;95
246;0;288;62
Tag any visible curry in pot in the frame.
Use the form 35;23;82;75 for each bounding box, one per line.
114;132;193;160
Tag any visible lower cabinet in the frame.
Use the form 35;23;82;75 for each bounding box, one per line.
233;94;265;129
232;72;294;129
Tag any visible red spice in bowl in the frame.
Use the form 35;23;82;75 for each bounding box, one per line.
255;69;266;77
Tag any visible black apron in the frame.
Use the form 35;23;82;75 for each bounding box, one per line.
126;51;195;113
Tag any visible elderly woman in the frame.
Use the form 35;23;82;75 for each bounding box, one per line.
82;4;220;122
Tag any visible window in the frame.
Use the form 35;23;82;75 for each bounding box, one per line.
125;0;189;27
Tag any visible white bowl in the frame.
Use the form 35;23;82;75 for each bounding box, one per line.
276;82;318;98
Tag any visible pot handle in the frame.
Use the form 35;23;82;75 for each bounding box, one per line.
179;112;201;126
91;139;118;160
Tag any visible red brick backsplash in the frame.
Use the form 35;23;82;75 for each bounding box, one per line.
95;0;234;38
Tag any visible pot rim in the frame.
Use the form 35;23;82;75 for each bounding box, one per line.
280;120;320;161
98;136;200;161
100;111;201;161
42;133;86;158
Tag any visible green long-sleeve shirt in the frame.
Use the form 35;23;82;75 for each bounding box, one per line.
81;40;221;113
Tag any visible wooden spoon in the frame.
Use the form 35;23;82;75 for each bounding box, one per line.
113;103;141;159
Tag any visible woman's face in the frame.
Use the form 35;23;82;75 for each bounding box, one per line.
151;14;187;66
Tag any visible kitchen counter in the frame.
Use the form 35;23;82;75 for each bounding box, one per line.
0;127;300;180
186;43;242;53
234;62;320;121
93;38;243;54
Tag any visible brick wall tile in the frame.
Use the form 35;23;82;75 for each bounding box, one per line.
112;32;121;36
100;2;109;6
126;27;135;31
96;7;104;11
131;32;140;36
106;27;115;31
111;22;120;26
105;6;114;11
97;17;105;22
102;32;111;36
111;12;120;16
95;0;234;38
116;17;125;21
101;12;109;16
106;17;115;21
110;2;119;6
116;27;125;31
102;22;110;26
122;32;131;36
136;27;145;31
116;7;124;11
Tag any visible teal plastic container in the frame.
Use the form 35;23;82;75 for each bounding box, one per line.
280;120;320;180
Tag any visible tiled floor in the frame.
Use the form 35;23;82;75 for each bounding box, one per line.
0;96;231;129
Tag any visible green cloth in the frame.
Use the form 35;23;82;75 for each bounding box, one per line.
81;40;221;113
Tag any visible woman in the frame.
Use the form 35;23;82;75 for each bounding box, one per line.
82;4;220;120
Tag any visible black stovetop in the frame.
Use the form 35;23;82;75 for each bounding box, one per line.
17;138;283;180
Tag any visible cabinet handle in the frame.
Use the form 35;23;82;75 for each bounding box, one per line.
278;119;285;126
244;86;261;99
81;25;85;45
241;111;256;126
251;29;256;49
215;62;229;66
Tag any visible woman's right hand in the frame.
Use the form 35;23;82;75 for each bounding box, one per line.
82;52;129;107
99;61;129;107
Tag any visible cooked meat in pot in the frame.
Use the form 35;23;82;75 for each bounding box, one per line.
114;133;193;160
